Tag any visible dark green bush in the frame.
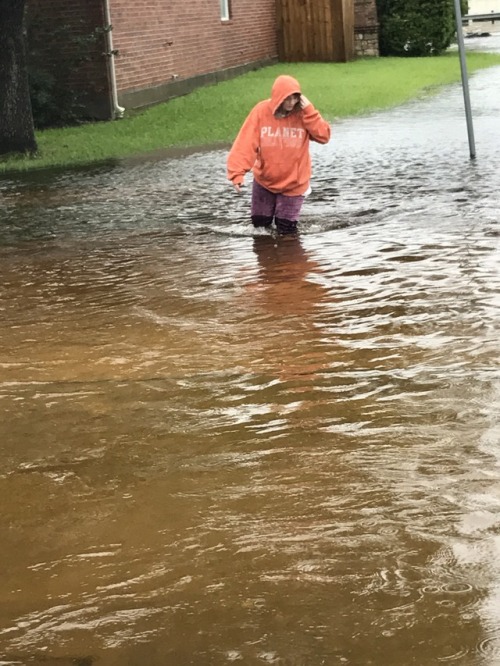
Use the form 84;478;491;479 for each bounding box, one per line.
25;10;102;129
376;0;469;57
28;62;86;129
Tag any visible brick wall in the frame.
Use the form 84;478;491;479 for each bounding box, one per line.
109;0;278;109
27;0;378;121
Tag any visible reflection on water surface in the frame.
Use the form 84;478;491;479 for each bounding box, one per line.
1;38;500;665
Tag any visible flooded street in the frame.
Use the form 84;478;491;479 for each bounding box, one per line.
1;37;500;666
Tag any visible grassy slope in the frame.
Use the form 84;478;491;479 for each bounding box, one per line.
1;53;500;173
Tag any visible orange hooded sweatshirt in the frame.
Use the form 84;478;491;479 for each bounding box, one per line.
227;75;331;196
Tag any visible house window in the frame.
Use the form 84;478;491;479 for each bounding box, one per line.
220;0;230;21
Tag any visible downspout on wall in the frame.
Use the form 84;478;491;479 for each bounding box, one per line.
103;0;125;119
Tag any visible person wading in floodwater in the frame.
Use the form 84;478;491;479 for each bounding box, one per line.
226;74;331;235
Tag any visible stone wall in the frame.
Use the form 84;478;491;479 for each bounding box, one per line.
354;0;379;57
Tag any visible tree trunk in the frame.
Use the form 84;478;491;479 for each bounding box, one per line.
0;0;37;156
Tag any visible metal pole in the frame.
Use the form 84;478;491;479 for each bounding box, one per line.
453;0;476;159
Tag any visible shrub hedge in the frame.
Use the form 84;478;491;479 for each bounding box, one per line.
376;0;469;57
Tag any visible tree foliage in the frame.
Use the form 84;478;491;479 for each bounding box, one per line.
376;0;469;57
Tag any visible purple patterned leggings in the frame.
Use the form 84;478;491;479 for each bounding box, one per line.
251;180;305;234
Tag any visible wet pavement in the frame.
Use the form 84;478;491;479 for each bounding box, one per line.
1;36;500;666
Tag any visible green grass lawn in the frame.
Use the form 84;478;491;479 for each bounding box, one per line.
2;52;500;174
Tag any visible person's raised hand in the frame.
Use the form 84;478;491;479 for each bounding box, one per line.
300;95;312;109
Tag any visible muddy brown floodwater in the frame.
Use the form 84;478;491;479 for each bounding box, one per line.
1;37;500;666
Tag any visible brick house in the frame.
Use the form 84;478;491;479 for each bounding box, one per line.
27;0;378;122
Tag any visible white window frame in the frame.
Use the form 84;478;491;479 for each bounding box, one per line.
220;0;230;21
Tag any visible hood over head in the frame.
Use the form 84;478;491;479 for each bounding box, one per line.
270;75;301;114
